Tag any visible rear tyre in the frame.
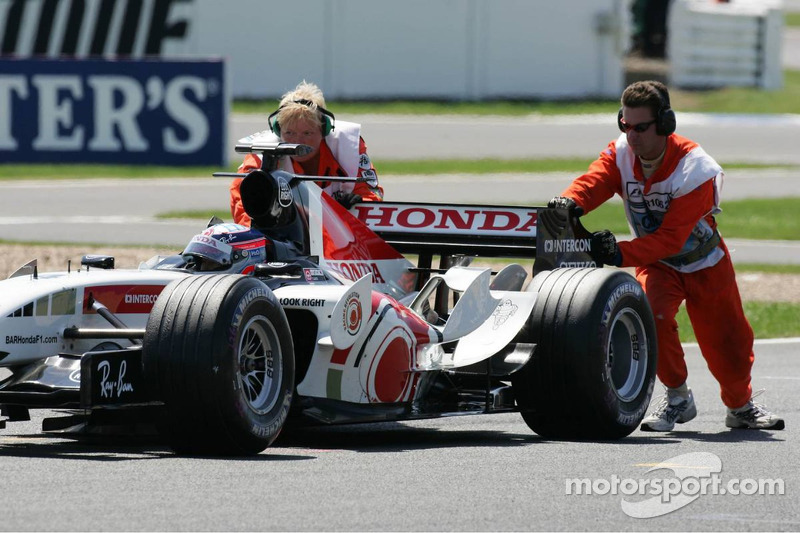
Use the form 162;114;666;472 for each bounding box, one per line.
143;274;294;455
512;268;656;439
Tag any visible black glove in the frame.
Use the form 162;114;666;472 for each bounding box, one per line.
548;196;584;216
332;192;362;209
591;230;622;266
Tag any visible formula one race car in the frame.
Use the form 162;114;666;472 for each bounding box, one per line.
0;142;657;455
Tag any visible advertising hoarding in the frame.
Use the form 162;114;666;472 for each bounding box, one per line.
0;57;227;165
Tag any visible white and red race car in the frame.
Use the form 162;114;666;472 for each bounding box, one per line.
0;142;657;455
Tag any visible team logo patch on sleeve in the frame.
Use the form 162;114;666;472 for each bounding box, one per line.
361;169;378;187
359;153;372;169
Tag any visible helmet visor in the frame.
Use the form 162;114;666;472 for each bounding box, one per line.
183;235;234;266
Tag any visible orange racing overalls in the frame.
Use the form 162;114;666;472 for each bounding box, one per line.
560;132;753;409
230;120;383;226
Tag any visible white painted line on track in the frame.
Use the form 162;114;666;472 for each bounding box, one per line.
754;337;800;345
0;178;223;189
0;216;179;225
683;337;800;348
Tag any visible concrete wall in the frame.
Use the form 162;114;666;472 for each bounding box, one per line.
1;0;631;99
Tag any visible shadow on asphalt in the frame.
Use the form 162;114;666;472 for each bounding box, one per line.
275;420;787;452
0;433;172;461
1;421;783;461
0;432;314;462
643;429;786;443
274;422;544;453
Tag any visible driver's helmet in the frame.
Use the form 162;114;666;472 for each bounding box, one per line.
183;223;268;274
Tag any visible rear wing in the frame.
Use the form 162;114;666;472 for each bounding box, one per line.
349;202;597;274
215;142;597;273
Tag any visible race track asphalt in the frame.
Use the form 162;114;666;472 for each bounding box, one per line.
1;339;797;531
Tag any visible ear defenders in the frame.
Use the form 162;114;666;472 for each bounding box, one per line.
268;99;336;137
617;85;676;136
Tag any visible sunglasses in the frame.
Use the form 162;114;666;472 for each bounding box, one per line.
620;118;656;133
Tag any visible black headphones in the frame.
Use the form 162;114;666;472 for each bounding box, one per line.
268;99;336;137
617;84;676;136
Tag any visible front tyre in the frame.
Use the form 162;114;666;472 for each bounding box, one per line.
143;275;294;455
512;268;656;439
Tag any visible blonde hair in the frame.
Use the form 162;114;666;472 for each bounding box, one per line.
275;81;327;131
279;80;326;108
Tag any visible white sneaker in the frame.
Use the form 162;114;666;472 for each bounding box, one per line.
640;389;697;432
726;393;785;430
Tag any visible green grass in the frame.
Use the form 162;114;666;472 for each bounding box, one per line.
0;238;177;250
233;69;800;116
734;263;800;274
677;302;800;342
0;164;238;180
376;159;796;175
670;70;800;114
786;12;800;27
1;159;794;181
378;158;596;175
712;198;800;240
580;197;800;241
